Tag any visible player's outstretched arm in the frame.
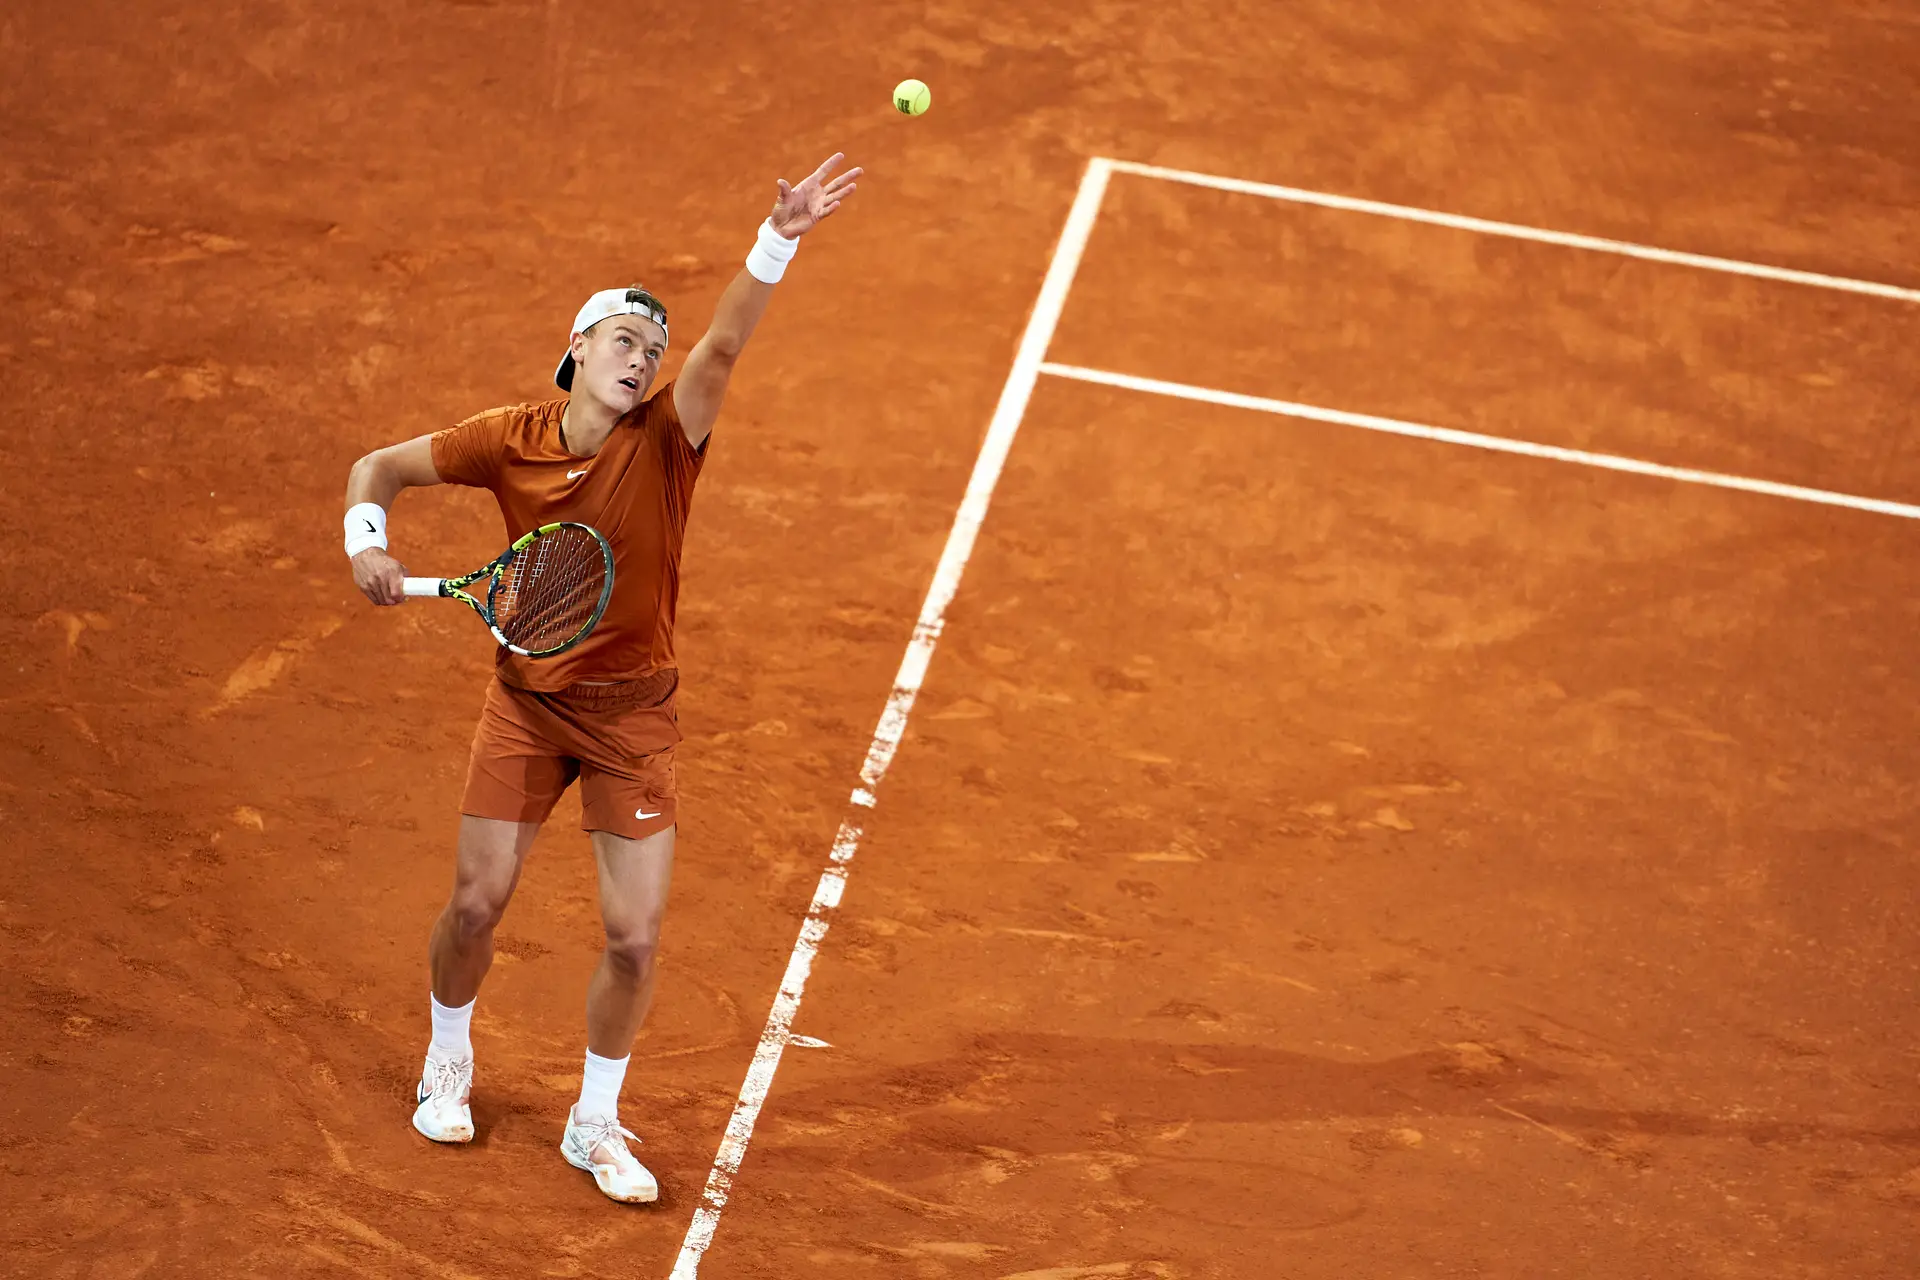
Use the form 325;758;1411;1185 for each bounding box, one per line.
343;435;443;606
673;152;861;448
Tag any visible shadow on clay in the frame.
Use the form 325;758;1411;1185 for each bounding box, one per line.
771;1031;1920;1156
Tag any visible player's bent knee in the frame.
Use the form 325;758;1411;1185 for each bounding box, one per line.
602;931;658;976
446;888;509;941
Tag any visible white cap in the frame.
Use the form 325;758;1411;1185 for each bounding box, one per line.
554;286;670;391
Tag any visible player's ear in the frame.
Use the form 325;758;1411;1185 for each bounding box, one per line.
569;330;591;362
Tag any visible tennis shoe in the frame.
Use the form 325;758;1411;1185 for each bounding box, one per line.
412;1054;474;1144
561;1107;658;1203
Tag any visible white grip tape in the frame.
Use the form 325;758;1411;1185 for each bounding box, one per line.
402;578;444;598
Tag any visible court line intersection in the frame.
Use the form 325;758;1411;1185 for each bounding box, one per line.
670;155;1919;1276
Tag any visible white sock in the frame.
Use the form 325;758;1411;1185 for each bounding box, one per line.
576;1049;629;1122
429;994;474;1062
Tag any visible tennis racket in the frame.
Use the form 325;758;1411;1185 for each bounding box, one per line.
402;521;615;658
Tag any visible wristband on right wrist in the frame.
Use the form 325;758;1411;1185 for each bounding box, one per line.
344;502;388;558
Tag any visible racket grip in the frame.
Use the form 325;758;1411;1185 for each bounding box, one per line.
401;577;444;598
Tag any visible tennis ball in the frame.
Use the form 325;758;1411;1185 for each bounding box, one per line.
892;78;931;116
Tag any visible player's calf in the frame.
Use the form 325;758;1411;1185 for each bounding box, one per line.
413;817;538;1144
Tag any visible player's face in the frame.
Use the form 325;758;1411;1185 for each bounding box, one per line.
572;317;666;413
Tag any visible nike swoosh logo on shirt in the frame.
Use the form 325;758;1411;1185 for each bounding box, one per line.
567;468;589;480
635;808;662;820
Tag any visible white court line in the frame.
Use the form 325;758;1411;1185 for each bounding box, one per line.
667;157;1117;1278
1106;159;1920;304
674;154;1916;1274
1038;362;1920;521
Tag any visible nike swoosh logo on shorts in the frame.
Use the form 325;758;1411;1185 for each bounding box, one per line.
568;468;589;480
635;808;662;820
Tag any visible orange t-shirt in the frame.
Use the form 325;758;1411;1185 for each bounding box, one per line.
429;384;705;692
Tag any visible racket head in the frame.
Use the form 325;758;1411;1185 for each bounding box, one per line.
483;521;616;657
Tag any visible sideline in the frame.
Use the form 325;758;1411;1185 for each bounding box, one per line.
668;157;1117;1278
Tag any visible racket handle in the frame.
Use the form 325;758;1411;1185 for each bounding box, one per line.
401;577;444;598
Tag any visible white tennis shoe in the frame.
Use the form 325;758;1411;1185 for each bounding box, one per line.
560;1107;658;1203
412;1054;474;1144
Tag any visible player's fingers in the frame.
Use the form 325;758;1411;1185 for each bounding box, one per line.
775;178;792;199
829;166;864;187
811;151;844;179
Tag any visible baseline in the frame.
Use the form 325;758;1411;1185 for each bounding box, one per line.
1106;159;1920;304
1038;363;1920;522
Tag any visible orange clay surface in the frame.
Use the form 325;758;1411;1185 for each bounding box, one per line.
3;2;1917;1277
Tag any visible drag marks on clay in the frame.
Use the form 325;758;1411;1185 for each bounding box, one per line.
489;933;552;963
139;359;248;403
44;704;114;762
124;224;246;267
35;608;113;656
633;973;747;1063
19;978;143;1046
995;1266;1174;1280
1119;1155;1365;1235
1489;1102;1648;1165
842;1169;970;1219
283;1190;484;1280
758;1033;1556;1218
201;616;343;717
997;925;1140;952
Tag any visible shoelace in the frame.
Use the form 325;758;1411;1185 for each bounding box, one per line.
424;1056;472;1104
573;1114;642;1167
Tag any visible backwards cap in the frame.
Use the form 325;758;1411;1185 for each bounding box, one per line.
554;286;670;391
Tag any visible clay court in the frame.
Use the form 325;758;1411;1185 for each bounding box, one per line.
4;2;1917;1277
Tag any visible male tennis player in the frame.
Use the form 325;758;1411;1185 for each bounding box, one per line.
340;153;859;1203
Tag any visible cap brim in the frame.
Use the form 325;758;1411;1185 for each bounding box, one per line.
554;352;576;391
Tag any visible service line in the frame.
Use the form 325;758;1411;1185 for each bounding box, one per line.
675;152;1919;1275
1038;362;1920;521
667;157;1115;1278
1104;159;1920;304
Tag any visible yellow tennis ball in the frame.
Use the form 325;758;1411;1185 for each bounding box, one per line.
892;78;931;116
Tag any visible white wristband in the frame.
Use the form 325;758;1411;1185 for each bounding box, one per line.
344;502;388;558
744;218;799;284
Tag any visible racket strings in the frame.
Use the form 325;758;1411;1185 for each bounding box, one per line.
493;526;609;652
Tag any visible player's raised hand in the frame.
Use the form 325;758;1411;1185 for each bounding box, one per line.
353;547;408;606
769;153;861;239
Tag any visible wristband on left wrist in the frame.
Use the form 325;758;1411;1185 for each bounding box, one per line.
745;218;799;284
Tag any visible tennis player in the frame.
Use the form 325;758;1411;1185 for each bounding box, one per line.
340;153;859;1203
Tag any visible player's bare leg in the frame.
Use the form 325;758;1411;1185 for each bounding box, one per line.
585;825;675;1051
414;815;541;1144
430;816;541;1004
561;824;674;1203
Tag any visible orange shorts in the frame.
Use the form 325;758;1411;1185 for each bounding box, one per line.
461;671;681;841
